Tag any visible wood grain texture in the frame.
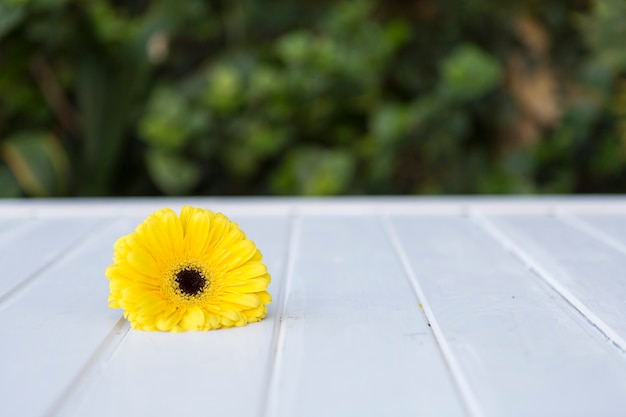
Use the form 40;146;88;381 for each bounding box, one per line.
573;213;626;253
1;198;626;417
483;214;626;349
391;215;626;417
266;216;465;417
0;218;100;301
0;218;137;417
56;216;290;417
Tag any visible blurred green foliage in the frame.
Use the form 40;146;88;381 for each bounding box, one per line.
1;0;625;196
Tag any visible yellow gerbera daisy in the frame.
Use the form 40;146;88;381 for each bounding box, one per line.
106;206;271;332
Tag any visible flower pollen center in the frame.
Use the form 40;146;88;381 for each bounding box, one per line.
175;268;207;297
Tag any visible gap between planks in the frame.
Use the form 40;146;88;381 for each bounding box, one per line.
24;219;134;416
555;209;626;258
45;318;131;417
380;214;484;417
0;219;108;310
42;213;297;417
260;209;300;417
469;212;626;355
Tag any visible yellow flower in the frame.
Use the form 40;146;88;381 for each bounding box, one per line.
106;206;271;332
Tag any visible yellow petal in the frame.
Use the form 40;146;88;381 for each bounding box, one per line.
109;263;159;288
112;237;131;262
136;220;174;266
219;293;261;308
223;277;270;293
161;211;184;257
151;207;177;221
212;240;258;272
106;206;272;332
219;309;243;322
220;318;234;327
180;306;206;330
242;305;267;321
179;206;198;235
146;208;184;258
184;211;212;256
201;213;228;252
203;214;245;256
156;308;183;331
257;291;272;305
126;248;160;278
204;312;221;328
213;222;245;253
140;295;170;316
120;285;156;303
227;263;268;281
249;249;263;262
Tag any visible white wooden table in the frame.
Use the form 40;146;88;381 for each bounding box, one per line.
2;197;626;417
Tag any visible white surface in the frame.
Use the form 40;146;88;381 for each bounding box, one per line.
391;215;626;417
0;218;99;301
266;216;465;417
1;197;626;417
56;216;290;417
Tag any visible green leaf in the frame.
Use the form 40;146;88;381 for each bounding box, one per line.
1;131;68;196
32;0;71;9
204;64;244;113
370;102;418;145
76;48;149;195
439;43;502;101
276;31;313;66
0;2;26;39
0;164;21;198
581;0;626;72
248;66;284;100
145;149;200;195
139;87;203;150
271;147;355;195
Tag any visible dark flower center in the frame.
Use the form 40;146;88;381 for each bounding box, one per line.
175;268;207;297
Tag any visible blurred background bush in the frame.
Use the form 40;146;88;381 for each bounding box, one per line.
1;0;625;197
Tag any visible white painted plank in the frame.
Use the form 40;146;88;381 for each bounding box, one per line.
0;218;22;235
2;199;626;417
267;216;465;417
0;218;138;417
390;215;626;417
56;216;290;417
2;196;626;220
0;218;101;301
483;214;626;348
0;217;30;250
573;213;626;251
